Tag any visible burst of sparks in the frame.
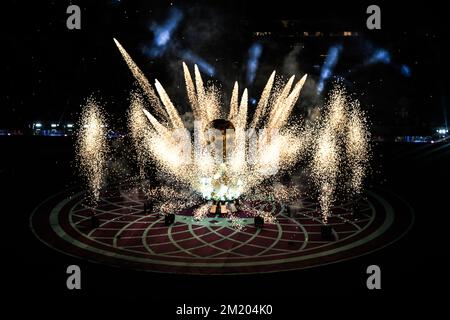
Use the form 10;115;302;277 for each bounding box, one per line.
77;39;371;227
114;38;310;201
193;204;209;221
346;103;371;195
229;214;245;231
310;87;371;223
255;209;278;224
76;98;109;204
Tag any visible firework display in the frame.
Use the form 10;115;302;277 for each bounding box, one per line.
76;99;109;205
12;1;447;308
76;39;370;225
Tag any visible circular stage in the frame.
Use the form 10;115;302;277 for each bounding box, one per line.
30;185;413;274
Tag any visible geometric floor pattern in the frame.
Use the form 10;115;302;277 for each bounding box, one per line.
30;185;414;274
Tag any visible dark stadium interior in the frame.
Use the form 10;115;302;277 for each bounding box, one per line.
1;0;449;315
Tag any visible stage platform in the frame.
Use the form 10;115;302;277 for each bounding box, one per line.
30;184;413;274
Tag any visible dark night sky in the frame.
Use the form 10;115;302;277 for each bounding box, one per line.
2;0;449;133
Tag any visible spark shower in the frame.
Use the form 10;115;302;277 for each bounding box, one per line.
76;38;371;225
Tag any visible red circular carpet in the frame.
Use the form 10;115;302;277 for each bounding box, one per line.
30;185;413;274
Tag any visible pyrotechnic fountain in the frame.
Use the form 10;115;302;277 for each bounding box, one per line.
76;38;371;226
76;99;109;205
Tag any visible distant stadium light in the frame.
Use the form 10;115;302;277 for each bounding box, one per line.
51;123;59;128
34;123;42;128
66;123;74;128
